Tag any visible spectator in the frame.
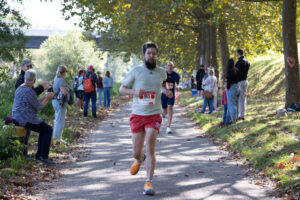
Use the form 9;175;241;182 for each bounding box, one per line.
76;69;85;109
227;59;241;123
52;65;68;143
103;71;114;108
15;59;49;157
12;69;54;164
196;64;205;100
221;81;230;126
83;65;98;118
97;71;103;107
199;68;217;114
235;48;250;120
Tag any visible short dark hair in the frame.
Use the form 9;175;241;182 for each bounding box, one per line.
236;48;244;56
142;42;158;54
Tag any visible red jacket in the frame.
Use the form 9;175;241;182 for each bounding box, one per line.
222;90;227;105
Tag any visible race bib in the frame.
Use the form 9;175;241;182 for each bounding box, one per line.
166;82;174;90
138;92;156;105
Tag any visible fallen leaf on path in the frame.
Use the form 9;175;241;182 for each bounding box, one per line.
198;171;204;173
113;162;116;166
184;174;189;177
255;182;263;186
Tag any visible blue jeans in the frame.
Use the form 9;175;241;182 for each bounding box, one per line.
201;96;214;113
52;99;67;139
84;92;97;117
227;83;240;121
103;87;111;107
222;104;231;124
97;88;103;106
25;121;52;159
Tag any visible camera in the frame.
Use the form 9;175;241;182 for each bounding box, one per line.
47;86;53;92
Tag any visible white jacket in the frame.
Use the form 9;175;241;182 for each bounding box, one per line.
202;75;218;95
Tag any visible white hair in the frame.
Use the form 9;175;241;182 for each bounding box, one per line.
24;69;36;84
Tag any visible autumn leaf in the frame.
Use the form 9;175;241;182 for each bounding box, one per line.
290;155;300;163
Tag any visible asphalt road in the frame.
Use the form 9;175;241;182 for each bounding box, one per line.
34;103;277;200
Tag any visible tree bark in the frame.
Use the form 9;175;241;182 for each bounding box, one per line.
210;23;218;78
282;0;300;107
218;21;230;82
204;23;210;67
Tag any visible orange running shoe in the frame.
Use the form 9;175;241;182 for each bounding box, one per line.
143;181;154;195
130;154;146;175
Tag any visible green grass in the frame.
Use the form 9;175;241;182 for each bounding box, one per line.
179;55;300;195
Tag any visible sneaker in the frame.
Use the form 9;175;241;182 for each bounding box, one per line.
39;157;55;165
166;126;172;134
130;154;146;175
161;116;165;126
143;181;155;195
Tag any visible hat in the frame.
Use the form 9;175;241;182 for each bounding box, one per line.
88;65;93;70
21;59;33;67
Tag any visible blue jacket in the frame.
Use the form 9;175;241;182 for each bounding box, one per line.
102;76;114;88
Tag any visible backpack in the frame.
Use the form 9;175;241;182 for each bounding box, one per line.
56;86;74;106
72;76;78;91
83;74;94;93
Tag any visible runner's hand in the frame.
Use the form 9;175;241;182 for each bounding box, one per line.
166;91;173;98
134;89;145;97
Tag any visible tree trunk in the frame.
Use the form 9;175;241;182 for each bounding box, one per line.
200;22;206;66
218;21;230;82
196;29;201;68
282;0;300;107
210;23;218;78
204;23;210;67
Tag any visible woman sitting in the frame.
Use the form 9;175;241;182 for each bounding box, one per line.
12;69;54;164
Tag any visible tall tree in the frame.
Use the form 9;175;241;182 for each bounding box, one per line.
282;0;300;107
0;0;28;62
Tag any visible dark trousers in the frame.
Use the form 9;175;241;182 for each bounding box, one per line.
84;92;97;117
19;129;31;156
25;121;52;159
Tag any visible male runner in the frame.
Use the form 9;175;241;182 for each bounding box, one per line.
161;62;180;134
120;42;172;195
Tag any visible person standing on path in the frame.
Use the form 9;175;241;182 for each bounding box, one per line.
161;61;180;134
119;42;172;196
196;64;205;100
235;48;250;120
96;71;103;108
83;65;98;118
52;65;68;143
102;71;113;108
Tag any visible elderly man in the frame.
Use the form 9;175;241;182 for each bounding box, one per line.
12;69;54;165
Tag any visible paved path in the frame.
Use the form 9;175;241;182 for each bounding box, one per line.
34;103;276;200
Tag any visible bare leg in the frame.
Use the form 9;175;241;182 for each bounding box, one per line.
167;105;173;127
162;108;167;117
145;128;157;180
132;132;146;161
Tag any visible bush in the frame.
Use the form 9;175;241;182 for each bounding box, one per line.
0;122;23;161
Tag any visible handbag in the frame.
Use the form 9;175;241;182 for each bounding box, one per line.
203;90;213;99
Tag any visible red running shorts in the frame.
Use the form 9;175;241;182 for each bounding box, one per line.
130;114;162;134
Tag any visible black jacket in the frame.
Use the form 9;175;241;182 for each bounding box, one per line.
227;67;241;90
235;56;250;81
15;70;44;95
196;69;205;83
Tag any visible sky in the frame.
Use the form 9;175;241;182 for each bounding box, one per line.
7;0;81;36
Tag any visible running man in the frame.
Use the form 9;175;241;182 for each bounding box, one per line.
120;42;172;195
161;61;180;134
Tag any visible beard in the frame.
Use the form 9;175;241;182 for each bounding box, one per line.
145;59;156;70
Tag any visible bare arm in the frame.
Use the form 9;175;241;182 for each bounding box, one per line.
162;83;173;98
39;92;54;108
119;85;144;97
60;86;67;96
